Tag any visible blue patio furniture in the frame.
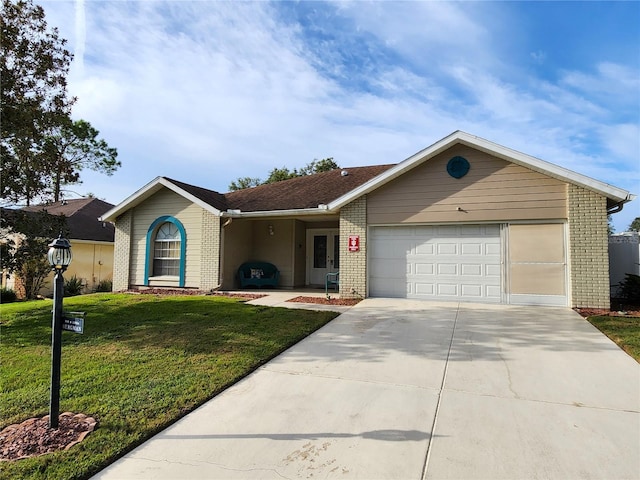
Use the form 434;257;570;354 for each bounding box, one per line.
237;262;280;288
325;271;339;295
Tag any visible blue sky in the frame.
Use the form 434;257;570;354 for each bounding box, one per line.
39;0;639;231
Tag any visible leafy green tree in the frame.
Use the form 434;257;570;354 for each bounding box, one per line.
629;217;640;232
1;0;119;206
0;209;68;299
229;158;339;190
1;0;75;206
608;215;615;235
298;157;339;176
228;177;261;192
264;166;300;184
45;119;120;202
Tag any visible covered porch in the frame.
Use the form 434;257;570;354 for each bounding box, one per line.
220;215;341;290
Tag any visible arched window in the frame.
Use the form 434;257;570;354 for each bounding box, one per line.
153;222;180;276
145;216;186;286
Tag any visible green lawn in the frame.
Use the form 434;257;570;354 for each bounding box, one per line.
587;315;640;362
0;293;338;480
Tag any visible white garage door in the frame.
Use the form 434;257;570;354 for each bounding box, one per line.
369;225;502;303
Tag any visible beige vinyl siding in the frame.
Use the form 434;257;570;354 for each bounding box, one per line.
129;188;204;287
222;219;297;288
222;219;253;289
368;145;567;224
294;220;307;287
252;219;295;287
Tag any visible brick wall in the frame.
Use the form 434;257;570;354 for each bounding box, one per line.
339;196;367;298
568;184;610;309
200;211;221;291
112;211;132;291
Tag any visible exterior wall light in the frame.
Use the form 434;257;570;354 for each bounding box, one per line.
48;235;73;271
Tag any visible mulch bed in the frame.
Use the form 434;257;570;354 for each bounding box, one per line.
574;308;640;318
287;296;361;306
0;413;97;461
573;298;640;318
125;289;266;300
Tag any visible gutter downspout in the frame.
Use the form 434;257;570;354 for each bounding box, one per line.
607;193;637;215
607;201;625;215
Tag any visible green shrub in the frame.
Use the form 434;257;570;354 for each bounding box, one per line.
0;286;17;303
95;279;113;292
63;275;84;296
617;273;640;305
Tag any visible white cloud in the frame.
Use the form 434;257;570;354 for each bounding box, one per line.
35;1;639;231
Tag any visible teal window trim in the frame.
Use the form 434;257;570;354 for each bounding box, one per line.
145;216;186;287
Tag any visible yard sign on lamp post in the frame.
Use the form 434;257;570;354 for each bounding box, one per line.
47;234;72;429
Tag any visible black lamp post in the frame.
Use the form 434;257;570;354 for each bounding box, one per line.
47;234;72;429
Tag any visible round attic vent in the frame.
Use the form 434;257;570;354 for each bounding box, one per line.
341;170;349;176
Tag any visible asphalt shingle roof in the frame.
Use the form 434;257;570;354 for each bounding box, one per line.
223;165;394;211
164;178;229;212
22;198;115;242
161;165;394;214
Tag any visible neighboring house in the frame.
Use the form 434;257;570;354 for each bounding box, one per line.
100;131;634;309
21;198;115;296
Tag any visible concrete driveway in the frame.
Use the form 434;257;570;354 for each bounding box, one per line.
93;299;640;479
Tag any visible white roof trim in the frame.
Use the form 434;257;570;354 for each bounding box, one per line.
99;177;221;222
221;208;334;218
328;130;632;210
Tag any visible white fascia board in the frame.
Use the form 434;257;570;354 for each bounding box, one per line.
99;177;221;222
221;208;332;218
329;130;632;209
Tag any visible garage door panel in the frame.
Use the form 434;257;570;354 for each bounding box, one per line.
438;284;458;296
486;285;502;298
461;264;482;276
438;264;458;275
415;283;435;295
370;225;502;303
415;243;434;255
370;258;406;278
486;264;502;277
461;243;482;255
415;263;435;275
437;243;457;255
486;243;501;255
461;284;483;297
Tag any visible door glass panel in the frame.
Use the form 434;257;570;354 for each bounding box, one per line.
314;235;327;268
333;235;340;269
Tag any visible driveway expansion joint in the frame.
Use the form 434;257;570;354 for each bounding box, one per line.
421;302;461;479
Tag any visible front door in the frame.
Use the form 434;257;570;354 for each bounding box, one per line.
307;229;340;286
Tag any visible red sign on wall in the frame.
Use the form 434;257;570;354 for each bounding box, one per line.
348;235;360;252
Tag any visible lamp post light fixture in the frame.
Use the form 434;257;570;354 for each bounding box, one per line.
47;234;72;429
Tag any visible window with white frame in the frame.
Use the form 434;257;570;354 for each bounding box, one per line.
153;222;181;276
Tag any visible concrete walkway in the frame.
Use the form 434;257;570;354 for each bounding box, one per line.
242;289;354;313
93;299;640;479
